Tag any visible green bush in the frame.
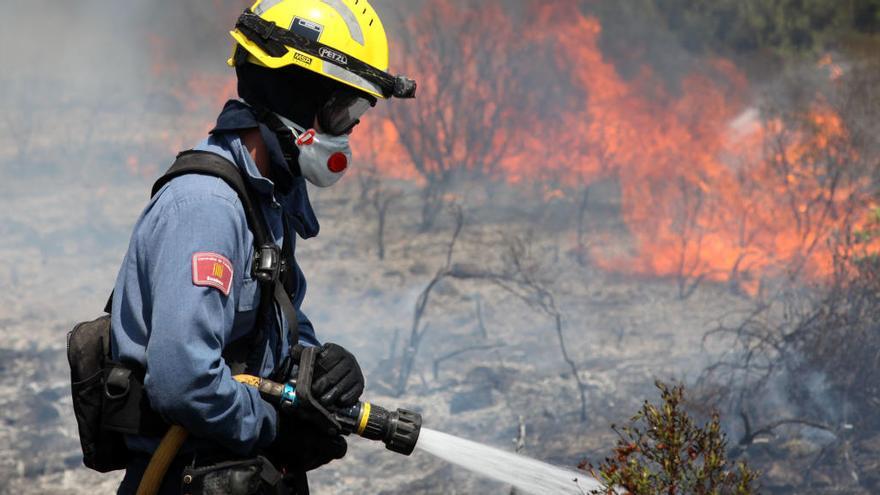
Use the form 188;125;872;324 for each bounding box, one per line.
584;382;759;495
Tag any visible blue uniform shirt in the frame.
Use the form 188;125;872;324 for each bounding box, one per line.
110;100;320;456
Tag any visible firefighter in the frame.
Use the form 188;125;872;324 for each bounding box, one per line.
110;1;415;493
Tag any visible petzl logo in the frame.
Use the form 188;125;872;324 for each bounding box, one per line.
294;52;313;65
319;47;348;66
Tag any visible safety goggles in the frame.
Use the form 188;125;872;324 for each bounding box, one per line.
318;90;376;136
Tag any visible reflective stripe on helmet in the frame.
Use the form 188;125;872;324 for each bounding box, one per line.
321;0;364;45
253;0;284;15
321;60;384;98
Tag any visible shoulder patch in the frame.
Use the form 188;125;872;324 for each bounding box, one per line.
192;252;233;296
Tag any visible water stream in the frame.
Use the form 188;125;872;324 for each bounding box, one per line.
416;428;603;494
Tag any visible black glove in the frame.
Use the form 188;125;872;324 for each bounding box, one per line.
265;416;348;473
311;343;364;408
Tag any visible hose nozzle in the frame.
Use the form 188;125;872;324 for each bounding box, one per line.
242;374;422;456
335;402;422;456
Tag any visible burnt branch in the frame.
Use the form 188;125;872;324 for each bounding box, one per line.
394;206;466;396
450;236;590;422
445;204;464;267
674;175;712;300
737;408;835;447
371;186;403;261
574;186;591;266
474;294;488;339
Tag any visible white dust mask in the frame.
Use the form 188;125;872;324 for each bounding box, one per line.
276;114;351;188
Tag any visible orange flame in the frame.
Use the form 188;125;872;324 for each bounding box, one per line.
361;1;871;293
146;1;873;294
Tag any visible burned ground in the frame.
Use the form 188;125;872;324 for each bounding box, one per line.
1;170;868;493
2;1;880;494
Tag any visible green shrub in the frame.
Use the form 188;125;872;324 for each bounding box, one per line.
584;381;759;495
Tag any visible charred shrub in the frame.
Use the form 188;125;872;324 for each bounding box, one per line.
694;211;880;491
791;248;880;434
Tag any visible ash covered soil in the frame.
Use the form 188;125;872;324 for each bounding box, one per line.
0;174;746;494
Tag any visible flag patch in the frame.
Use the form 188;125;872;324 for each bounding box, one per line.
192;252;233;296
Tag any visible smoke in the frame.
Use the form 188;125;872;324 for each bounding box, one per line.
3;2;134;79
1;2;876;493
2;1;172;111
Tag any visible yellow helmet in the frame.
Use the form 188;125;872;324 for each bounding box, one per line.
229;0;415;100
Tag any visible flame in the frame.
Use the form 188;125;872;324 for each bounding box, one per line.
143;1;873;294
148;31;237;139
528;3;871;293
359;1;872;294
351;118;421;182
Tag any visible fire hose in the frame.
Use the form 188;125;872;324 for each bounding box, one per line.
135;350;421;495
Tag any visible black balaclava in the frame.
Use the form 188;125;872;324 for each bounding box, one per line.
236;62;353;192
236;62;343;130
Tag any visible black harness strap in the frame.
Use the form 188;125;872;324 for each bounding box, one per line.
152;151;272;247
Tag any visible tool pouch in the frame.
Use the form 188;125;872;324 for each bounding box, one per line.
101;361;169;437
181;456;282;495
67;313;168;472
67;314;130;472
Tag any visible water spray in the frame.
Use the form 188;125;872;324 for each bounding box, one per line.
416;428;603;494
251;373;602;493
139;370;599;495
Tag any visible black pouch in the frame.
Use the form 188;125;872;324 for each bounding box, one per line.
67;314;130;472
181;456;282;495
100;362;169;437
